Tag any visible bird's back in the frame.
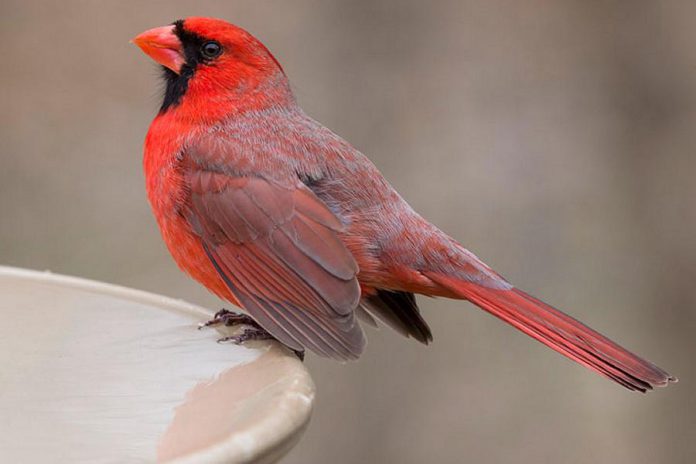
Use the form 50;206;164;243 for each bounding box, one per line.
181;107;492;292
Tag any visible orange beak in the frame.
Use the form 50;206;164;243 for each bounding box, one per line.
132;25;185;74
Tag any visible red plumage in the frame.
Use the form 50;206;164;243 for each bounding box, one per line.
133;17;675;391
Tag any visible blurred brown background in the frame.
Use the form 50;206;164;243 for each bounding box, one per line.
2;1;694;463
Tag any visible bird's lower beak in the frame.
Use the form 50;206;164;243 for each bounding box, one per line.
132;25;185;74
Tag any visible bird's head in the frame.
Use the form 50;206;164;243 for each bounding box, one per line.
133;17;293;118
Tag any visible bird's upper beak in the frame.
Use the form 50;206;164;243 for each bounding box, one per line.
132;25;185;74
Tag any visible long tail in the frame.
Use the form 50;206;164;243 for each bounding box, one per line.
425;272;676;392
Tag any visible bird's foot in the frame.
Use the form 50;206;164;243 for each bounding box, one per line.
217;326;274;344
202;309;305;361
218;327;305;361
198;308;259;330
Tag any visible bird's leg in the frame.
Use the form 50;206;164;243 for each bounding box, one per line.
203;309;305;361
198;308;259;329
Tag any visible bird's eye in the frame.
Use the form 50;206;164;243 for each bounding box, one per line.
200;41;222;59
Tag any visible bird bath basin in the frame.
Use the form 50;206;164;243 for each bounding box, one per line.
0;266;315;463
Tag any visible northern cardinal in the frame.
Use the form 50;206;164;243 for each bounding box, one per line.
133;17;675;392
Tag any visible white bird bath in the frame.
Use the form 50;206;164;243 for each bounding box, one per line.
0;266;315;463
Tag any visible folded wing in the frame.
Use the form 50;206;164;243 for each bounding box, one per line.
186;170;365;359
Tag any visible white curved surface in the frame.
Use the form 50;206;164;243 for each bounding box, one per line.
0;266;315;463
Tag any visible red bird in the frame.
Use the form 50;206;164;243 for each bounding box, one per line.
133;17;675;392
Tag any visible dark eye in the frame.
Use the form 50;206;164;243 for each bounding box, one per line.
200;41;222;59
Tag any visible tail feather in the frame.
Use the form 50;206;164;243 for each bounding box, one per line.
363;290;433;345
425;272;676;392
